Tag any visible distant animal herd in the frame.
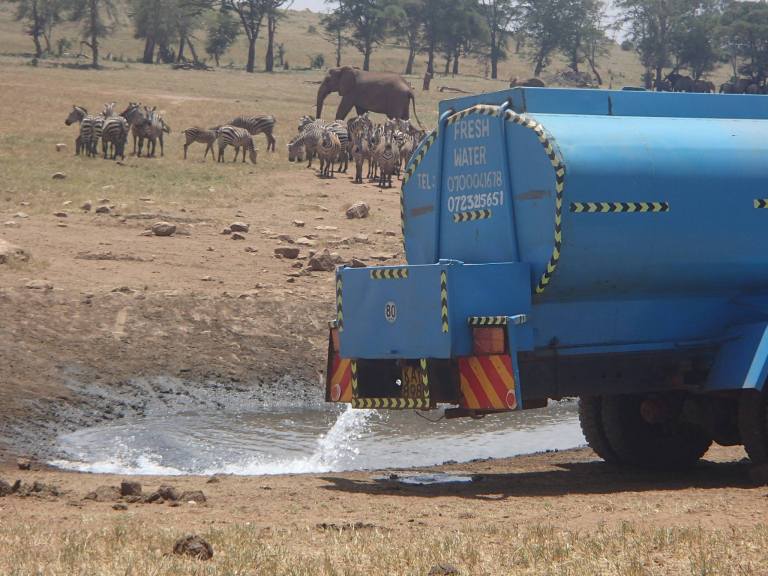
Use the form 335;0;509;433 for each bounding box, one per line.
657;72;768;94
63;102;427;189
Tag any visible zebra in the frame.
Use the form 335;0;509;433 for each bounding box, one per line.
350;127;370;184
287;139;305;162
216;125;257;164
316;128;342;178
183;126;219;160
367;124;385;180
399;133;415;178
347;113;373;140
296;117;350;171
289;125;322;169
119;102;146;156
101;115;129;160
142;107;168;158
230;115;276;152
64;105;89;155
373;132;399;188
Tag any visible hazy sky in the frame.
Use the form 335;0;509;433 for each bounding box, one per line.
291;0;328;11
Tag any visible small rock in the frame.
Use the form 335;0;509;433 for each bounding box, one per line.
99;196;111;201
0;479;12;497
3;221;18;228
0;240;29;265
293;220;305;227
151;222;176;237
13;212;28;219
52;172;66;180
16;458;31;471
201;276;214;282
428;564;460;576
307;249;342;272
158;485;181;501
95;206;110;214
57;223;67;228
221;227;232;235
139;230;153;236
292;261;303;269
120;481;142;497
230;222;250;233
180;490;206;504
25;280;52;290
81;201;92;212
277;234;294;243
244;246;258;253
84;485;121;502
315;225;338;231
274;247;300;259
55;143;67;152
346;202;370;219
53;212;68;218
353;234;370;244
173;535;213;561
295;237;315;247
124;495;142;503
206;476;222;484
62;200;72;207
231;232;246;240
370;253;397;261
349;258;367;268
112;503;128;511
385;231;398;237
143;491;163;503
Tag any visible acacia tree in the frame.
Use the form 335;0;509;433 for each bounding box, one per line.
264;0;290;71
439;0;487;75
205;6;239;65
334;0;394;70
12;0;63;56
391;0;424;74
617;0;697;89
320;10;346;67
559;0;610;81
719;1;768;83
225;0;268;72
522;0;571;76
420;0;452;74
69;0;118;67
671;10;719;79
480;0;518;79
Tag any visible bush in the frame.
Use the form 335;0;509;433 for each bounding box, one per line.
620;39;634;52
307;24;317;34
309;53;325;69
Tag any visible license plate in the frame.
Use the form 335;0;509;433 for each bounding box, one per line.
401;362;426;399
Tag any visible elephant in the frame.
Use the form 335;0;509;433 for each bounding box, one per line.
665;72;695;92
509;76;546;88
693;80;716;93
316;66;423;127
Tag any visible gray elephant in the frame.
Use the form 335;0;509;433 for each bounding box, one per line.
509;76;546;88
665;72;695;92
316;66;422;126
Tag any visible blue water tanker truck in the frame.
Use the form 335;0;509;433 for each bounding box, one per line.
325;87;768;469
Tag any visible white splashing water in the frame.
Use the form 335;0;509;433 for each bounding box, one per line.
49;406;377;476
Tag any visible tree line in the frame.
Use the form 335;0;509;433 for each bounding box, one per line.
8;0;768;88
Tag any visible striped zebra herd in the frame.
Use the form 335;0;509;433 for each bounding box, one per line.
287;114;426;188
182;115;276;164
65;103;171;160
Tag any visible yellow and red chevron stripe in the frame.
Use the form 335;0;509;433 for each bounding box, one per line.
328;355;353;402
459;355;517;410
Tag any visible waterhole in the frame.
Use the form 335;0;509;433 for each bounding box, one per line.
50;399;584;476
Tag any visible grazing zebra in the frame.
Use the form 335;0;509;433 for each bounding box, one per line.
216;125;257;164
289;126;322;168
101;115;129;160
317;128;342;178
230;115;276;152
373;132;399;188
350;128;370;184
287;139;305;162
183;126;219;160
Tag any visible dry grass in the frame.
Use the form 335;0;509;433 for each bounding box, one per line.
0;515;765;575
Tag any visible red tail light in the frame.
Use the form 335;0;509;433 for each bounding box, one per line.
472;327;506;355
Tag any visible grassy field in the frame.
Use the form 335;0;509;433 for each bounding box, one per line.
1;515;766;575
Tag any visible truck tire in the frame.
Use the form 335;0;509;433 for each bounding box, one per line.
601;393;712;469
578;396;620;463
738;389;768;464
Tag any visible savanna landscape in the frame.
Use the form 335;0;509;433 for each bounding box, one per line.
2;0;768;572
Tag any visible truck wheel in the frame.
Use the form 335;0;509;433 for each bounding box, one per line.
738;389;768;464
601;393;712;469
578;396;620;463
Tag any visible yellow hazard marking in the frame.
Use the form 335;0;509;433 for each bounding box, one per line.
468;316;508;326
570;201;669;213
350;360;358;395
370;268;409;280
754;199;768;209
452;209;493;223
440;271;449;333
351;398;431;409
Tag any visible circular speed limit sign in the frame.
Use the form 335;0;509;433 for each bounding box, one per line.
384;301;397;323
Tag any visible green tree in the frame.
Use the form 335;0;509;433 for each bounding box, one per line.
391;0;425;74
420;0;452;74
333;0;395;70
480;0;518;79
617;0;698;89
264;0;290;72
439;0;487;75
672;9;719;79
225;0;268;72
320;10;346;67
559;0;610;81
130;0;179;63
12;0;62;56
719;0;768;83
522;0;572;76
205;6;239;65
68;0;118;67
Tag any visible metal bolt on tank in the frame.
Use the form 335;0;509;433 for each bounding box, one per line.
325;87;768;469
